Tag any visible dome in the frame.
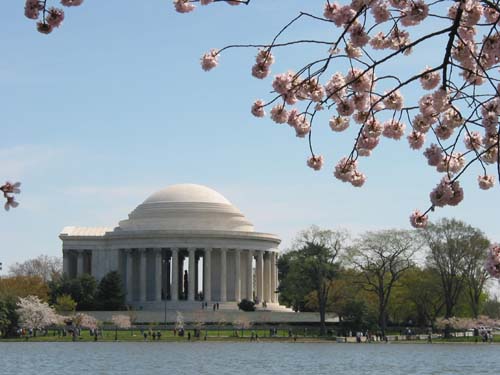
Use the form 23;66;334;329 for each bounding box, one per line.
116;184;255;232
143;184;231;206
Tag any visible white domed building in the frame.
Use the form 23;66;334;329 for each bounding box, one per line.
60;184;281;310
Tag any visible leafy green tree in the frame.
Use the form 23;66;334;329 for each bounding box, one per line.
0;297;19;338
399;267;444;327
77;274;97;310
54;294;77;314
48;273;97;310
423;218;490;318
278;226;347;335
95;271;125;310
348;229;418;336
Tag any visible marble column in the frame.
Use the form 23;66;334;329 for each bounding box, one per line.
155;249;162;302
63;251;70;276
264;252;271;303
188;248;196;301
171;248;179;301
271;251;277;303
256;251;263;304
234;249;241;301
220;248;227;302
204;249;211;302
76;250;84;276
246;251;253;300
126;250;134;302
139;249;147;302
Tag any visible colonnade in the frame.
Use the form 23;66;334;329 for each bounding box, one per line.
63;248;279;305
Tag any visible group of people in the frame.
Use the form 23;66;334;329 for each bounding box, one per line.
200;302;220;311
142;329;162;341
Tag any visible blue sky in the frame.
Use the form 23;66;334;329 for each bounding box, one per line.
0;1;498;277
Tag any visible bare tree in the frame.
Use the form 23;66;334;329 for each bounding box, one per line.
9;255;62;283
348;229;418;336
423;218;490;318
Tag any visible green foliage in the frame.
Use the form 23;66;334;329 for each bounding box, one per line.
237;299;256;311
49;273;97;310
95;271;125;311
54;294;77;314
0;297;19;338
423;218;490;318
279;227;346;335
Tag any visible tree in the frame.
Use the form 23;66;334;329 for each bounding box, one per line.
279;226;347;335
348;229;418;336
176;0;500;228
16;295;61;335
95;271;125;311
54;294;77;314
12;1;498;230
0;275;49;301
0;297;19;338
9;255;62;282
400;267;444;327
423;218;490;318
48;274;98;310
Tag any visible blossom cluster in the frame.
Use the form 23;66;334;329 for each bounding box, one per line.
485;243;500;278
1;181;21;211
192;0;499;229
173;0;244;14
16;295;62;330
111;314;132;329
24;0;83;34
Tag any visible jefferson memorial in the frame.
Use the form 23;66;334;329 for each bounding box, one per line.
60;184;281;310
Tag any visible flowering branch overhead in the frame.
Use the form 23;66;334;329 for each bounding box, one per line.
1;182;21;211
179;0;499;239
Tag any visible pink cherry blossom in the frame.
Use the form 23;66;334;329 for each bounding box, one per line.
407;131;425;150
423;144;443;166
293;116;311;138
420;67;440;90
409;210;428;228
61;0;84;6
200;49;219;71
174;0;195;13
447;180;464;206
200;0;214;5
485;244;500;278
329;116;349;132
272;71;295;96
383;90;404;110
382;119;405;140
47;7;65;28
334;157;357;183
436;153;465;174
478;175;495;190
251;99;265;118
37;22;53;34
270;105;288;124
464;131;483;150
429;177;454;207
349;170;366;187
307;155;324;171
400;0;429;27
24;0;42;19
4;196;19;211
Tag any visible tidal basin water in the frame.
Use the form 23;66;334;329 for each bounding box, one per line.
0;342;498;375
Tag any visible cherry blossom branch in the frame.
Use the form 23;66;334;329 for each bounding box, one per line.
0;182;21;211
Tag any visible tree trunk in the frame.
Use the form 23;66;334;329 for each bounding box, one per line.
319;307;326;336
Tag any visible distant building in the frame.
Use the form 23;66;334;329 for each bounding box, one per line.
60;184;281;310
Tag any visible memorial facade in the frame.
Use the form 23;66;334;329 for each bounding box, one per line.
60;184;281;309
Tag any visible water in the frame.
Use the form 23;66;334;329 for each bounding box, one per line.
0;342;498;375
